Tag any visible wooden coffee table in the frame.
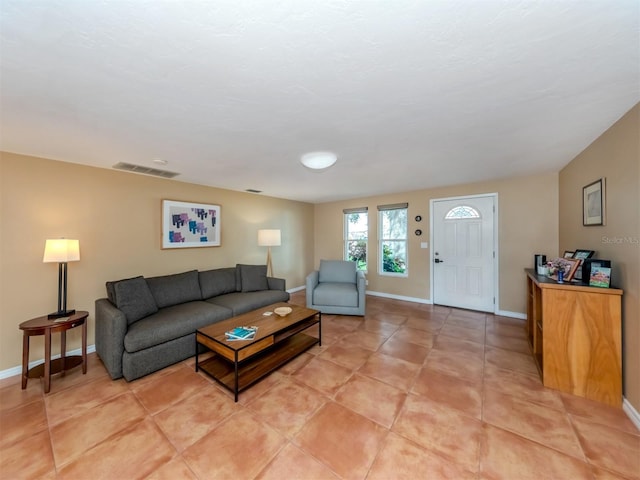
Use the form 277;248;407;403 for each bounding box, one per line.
195;302;321;401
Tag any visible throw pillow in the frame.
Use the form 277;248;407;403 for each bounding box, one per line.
113;277;158;325
145;270;202;309
199;268;237;298
237;264;269;292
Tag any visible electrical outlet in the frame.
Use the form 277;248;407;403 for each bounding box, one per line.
421;242;429;249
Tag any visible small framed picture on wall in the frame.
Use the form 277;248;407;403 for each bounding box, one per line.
583;178;605;226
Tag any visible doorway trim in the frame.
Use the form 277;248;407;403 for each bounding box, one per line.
429;192;499;313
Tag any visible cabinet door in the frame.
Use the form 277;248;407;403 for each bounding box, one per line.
543;289;621;407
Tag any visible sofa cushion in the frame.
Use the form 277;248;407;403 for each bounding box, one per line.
146;270;202;309
124;301;232;353
313;282;358;307
111;276;159;325
199;267;238;299
237;264;269;292
106;275;139;305
319;260;356;284
207;290;290;316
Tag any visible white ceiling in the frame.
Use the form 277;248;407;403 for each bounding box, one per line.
1;1;638;203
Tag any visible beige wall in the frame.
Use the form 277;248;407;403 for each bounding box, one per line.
559;104;640;411
0;152;314;371
313;172;560;313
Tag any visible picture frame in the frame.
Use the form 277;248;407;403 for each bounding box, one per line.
573;249;595;260
572;249;595;281
563;251;575;259
564;258;581;281
162;200;220;249
583;178;605;226
589;266;611;288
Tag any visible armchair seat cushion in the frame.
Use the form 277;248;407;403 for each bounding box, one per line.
313;282;359;307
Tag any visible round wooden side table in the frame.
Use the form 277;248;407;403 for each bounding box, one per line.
19;310;88;393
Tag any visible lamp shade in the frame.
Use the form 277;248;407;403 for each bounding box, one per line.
257;229;281;247
43;239;80;263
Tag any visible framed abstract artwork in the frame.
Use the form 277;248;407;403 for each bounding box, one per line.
583;178;605;226
162;200;220;248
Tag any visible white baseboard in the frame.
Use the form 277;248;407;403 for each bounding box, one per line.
366;290;433;304
0;344;96;380
495;309;526;319
287;285;306;293
623;397;640;431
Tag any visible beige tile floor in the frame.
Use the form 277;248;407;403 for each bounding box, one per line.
1;292;638;479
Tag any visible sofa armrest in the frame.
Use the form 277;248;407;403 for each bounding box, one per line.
306;270;319;306
267;276;286;291
356;270;366;306
95;298;128;380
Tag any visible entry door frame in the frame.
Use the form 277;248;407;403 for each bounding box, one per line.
429;192;499;313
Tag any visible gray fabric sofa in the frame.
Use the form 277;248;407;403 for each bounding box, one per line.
95;264;289;381
306;260;366;315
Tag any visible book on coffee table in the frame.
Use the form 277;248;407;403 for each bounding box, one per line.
225;326;258;341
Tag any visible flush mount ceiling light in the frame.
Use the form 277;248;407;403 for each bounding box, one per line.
300;151;337;170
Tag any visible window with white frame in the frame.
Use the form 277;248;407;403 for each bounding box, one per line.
344;207;368;271
378;203;408;275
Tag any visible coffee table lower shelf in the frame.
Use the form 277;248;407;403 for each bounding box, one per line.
196;333;318;401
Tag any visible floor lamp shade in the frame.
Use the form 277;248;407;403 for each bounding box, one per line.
43;239;80;319
258;229;281;277
257;229;281;247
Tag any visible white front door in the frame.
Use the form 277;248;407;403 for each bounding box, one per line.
431;195;496;312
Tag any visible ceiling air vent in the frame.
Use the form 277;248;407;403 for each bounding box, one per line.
112;162;180;179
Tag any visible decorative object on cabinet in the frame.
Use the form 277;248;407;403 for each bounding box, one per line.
572;249;596;281
574;249;595;260
583;178;605;226
43;238;80;319
162;200;220;248
589;266;611;287
546;257;575;280
581;259;611;286
563;258;581;281
525;269;622;407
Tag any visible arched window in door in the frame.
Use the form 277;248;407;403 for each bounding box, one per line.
444;205;481;219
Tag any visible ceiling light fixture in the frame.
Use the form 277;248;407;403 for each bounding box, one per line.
300;151;337;170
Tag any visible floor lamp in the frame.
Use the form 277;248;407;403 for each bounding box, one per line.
258;229;281;277
43;238;80;319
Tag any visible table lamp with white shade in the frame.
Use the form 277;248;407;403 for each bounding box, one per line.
43;238;80;319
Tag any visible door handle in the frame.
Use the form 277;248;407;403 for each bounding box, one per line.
434;258;444;263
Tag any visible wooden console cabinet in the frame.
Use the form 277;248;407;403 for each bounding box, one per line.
525;269;622;407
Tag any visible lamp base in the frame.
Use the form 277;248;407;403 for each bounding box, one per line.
48;309;75;320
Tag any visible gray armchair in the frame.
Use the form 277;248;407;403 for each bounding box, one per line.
306;260;366;315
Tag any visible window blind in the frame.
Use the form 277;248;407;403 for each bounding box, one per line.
377;202;408;211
